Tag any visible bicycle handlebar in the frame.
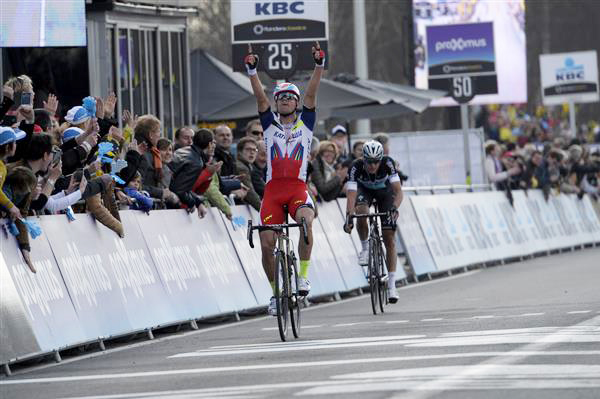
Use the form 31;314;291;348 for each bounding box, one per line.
247;218;309;248
349;211;390;220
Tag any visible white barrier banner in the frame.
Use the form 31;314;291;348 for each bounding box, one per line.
286;207;348;297
1;237;42;363
223;205;272;306
136;209;257;317
1;217;87;351
396;194;437;276
316;200;371;290
412;191;600;271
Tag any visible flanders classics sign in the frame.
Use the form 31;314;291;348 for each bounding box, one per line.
231;0;329;79
540;50;599;105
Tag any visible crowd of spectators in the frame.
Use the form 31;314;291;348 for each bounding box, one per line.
4;74;597;274
477;104;600;204
0;75;361;274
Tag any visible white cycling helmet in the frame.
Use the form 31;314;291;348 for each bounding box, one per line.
363;140;384;162
273;82;300;101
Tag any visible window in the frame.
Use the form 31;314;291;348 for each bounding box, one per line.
160;31;172;139
106;27;115;94
147;30;157;115
171;32;183;130
132;30;143;116
118;28;130;114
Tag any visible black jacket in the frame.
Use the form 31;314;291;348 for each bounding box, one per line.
214;146;238;177
168;144;206;194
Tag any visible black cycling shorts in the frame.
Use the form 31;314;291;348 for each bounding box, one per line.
356;185;396;230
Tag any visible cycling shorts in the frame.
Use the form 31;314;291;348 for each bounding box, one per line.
356;185;397;230
260;178;314;225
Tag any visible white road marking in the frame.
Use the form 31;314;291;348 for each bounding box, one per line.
471;315;495;319
5;352;600;386
303;365;600;395
386;320;410;324
519;312;545;316
333;322;363;327
169;325;600;358
387;315;600;399
302;325;323;329
420;318;443;322
169;335;426;358
568;310;592;314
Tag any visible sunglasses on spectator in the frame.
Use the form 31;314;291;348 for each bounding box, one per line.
277;93;297;101
250;130;263;136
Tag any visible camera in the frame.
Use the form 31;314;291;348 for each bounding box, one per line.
14;92;33;107
51;147;62;166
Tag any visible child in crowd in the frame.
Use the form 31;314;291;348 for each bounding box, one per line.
124;171;153;212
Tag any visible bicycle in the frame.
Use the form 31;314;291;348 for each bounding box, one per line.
247;207;309;341
348;207;393;315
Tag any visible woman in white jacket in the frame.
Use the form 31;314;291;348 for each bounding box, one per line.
484;141;520;189
43;173;87;214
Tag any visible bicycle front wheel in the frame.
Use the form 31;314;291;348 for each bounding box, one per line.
275;251;289;341
377;241;386;313
368;237;379;315
289;253;301;338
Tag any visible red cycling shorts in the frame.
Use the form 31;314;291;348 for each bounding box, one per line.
260;178;314;225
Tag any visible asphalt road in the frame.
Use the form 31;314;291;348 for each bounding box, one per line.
1;248;599;399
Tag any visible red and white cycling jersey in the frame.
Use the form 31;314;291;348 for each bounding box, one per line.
259;106;315;183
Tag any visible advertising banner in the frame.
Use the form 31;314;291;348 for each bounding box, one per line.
222;205;272;306
540;50;599;105
285;209;347;297
0;241;41;364
41;214;128;338
231;0;329;77
136;209;256;317
396;194;437;276
0;217;87;351
426;22;497;100
414;0;526;105
316;200;372;290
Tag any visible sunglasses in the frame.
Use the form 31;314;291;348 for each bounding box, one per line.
277;93;297;101
251;130;263;136
365;159;380;165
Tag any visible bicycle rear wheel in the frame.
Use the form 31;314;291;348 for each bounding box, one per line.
368;237;379;315
377;241;386;313
275;251;289;341
289;253;301;338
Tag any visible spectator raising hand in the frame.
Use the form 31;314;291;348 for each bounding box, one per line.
103;92;117;119
43;94;59;116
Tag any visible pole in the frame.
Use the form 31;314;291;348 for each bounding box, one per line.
569;99;576;138
353;0;370;135
461;103;471;185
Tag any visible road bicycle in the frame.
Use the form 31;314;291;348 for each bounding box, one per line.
247;207;308;341
348;208;393;314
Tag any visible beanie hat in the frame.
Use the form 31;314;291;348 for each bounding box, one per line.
65;106;91;125
63;127;84;142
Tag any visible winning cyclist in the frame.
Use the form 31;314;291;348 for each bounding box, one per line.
343;140;403;303
244;42;324;315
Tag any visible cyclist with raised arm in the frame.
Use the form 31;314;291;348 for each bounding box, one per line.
344;140;403;303
244;42;324;315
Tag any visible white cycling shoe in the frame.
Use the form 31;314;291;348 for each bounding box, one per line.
358;249;369;266
387;285;399;304
268;296;278;316
298;277;311;296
